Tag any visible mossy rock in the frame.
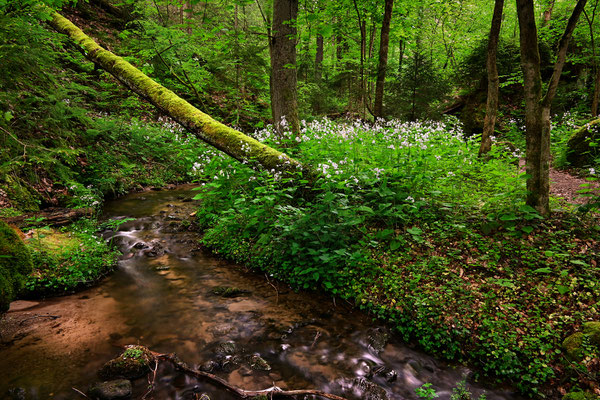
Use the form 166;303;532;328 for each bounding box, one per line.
88;379;132;400
562;321;600;361
562;391;599;400
582;321;600;345
563;332;585;361
566;118;600;167
0;220;33;312
98;345;155;380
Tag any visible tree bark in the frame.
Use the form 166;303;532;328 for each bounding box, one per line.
3;208;94;228
270;0;300;136
48;11;309;178
374;0;394;118
516;0;587;215
479;0;504;156
584;1;600;116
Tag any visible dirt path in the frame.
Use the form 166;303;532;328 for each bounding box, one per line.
519;159;599;205
550;167;599;205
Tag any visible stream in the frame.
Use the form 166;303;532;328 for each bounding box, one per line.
0;186;519;400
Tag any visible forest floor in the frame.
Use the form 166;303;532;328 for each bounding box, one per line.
517;159;599;206
550;167;599;205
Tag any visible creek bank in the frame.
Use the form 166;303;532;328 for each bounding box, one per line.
0;186;518;400
192;181;600;397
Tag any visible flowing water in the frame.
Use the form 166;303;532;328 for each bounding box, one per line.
0;186;519;400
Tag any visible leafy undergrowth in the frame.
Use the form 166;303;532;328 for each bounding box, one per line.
192;118;600;397
23;220;120;296
0;6;209;212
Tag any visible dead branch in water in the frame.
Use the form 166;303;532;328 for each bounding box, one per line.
150;351;350;400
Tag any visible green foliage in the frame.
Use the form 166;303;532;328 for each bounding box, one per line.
23;219;120;296
0;220;33;312
415;383;438;400
193;118;600;395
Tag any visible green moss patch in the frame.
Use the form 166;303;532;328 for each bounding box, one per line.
0;220;33;312
23;219;119;296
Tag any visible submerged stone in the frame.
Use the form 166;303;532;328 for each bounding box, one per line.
88;379;132;400
98;345;155;380
210;286;249;298
248;353;271;371
367;327;390;353
352;378;390;400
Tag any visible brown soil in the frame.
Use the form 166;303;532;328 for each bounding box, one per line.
519;159;599;206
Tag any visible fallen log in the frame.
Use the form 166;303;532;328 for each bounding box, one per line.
47;10;313;180
151;351;350;400
2;207;94;228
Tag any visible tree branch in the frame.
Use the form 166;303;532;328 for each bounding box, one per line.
541;0;588;108
153;351;350;400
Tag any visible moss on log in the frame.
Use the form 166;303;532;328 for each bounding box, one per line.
566;118;600;167
47;10;312;179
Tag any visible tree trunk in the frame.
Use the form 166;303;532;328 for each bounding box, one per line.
479;0;504;156
374;0;394;118
398;39;404;75
594;67;600;116
4;208;94;228
315;33;324;82
516;0;587;215
270;0;300;136
48;10;309;178
185;0;192;35
584;1;600;116
542;0;555;27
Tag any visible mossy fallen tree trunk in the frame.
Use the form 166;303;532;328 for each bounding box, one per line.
3;207;94;228
47;11;311;179
566;118;600;167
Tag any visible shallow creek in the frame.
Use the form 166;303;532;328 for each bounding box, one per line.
1;186;519;399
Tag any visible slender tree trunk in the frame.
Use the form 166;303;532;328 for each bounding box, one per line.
584;1;600;115
594;68;600;116
542;0;555;27
315;33;324;82
398;39;404;75
374;0;394;118
185;1;192;35
359;19;366;117
352;0;366;118
479;0;504;156
270;0;300;136
48;10;309;177
516;0;587;215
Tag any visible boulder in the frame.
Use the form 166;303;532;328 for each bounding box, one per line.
0;220;33;312
88;379;132;400
566;118;600;167
562;321;600;361
98;345;155;380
